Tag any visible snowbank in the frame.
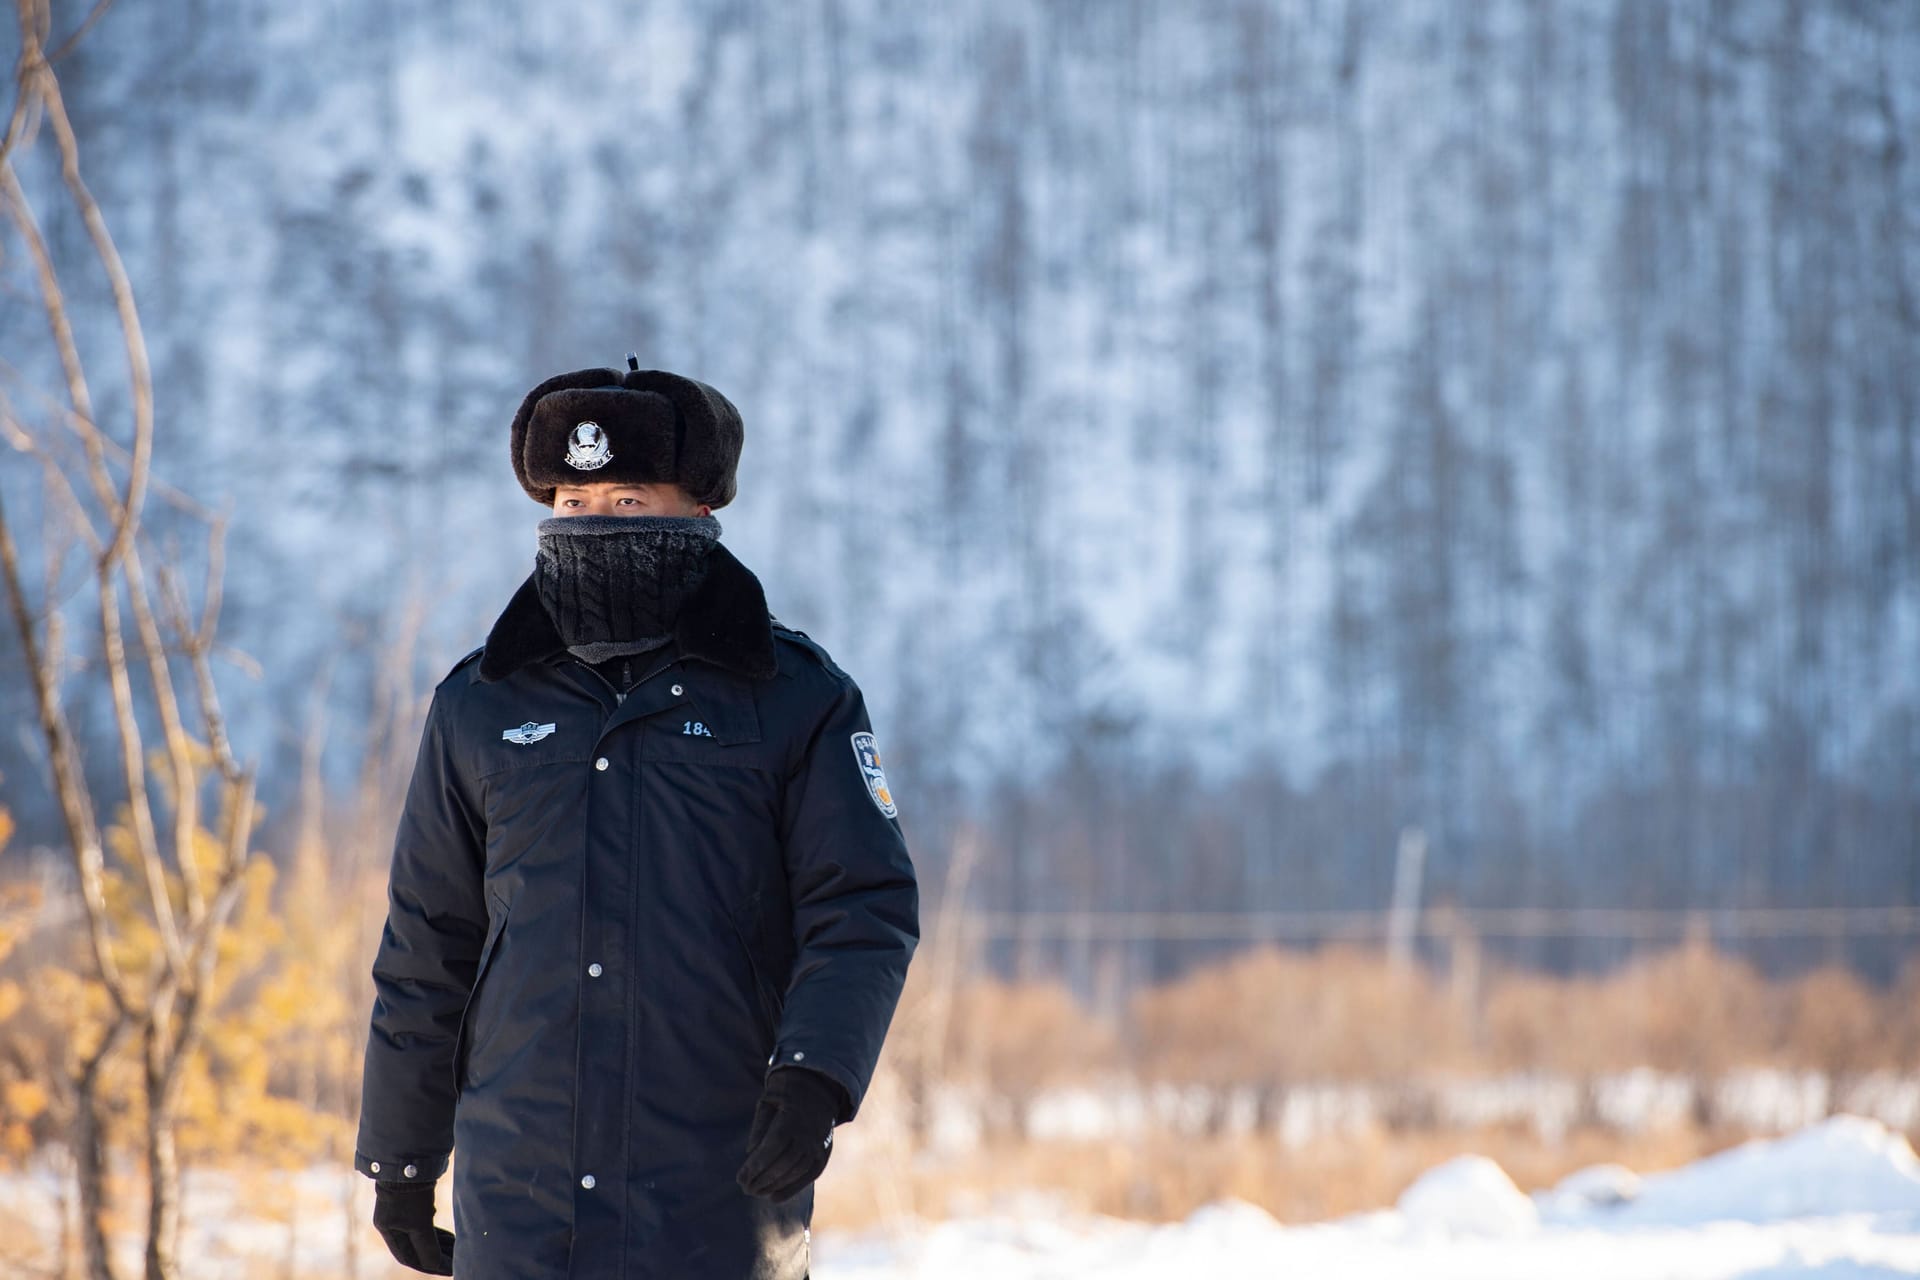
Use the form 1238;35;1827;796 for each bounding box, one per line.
817;1114;1920;1278
1593;1114;1920;1226
1396;1155;1540;1235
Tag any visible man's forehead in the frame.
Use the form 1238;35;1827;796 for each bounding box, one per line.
555;481;662;492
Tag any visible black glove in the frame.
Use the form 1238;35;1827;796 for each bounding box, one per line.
372;1178;455;1275
736;1066;847;1201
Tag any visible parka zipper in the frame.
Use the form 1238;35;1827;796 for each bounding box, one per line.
571;654;664;708
575;657;627;706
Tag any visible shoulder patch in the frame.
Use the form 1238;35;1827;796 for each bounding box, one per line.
769;620;849;682
850;730;898;818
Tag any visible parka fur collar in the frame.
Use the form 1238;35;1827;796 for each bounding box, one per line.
476;540;779;683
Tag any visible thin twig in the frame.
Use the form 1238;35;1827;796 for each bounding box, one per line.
45;0;116;65
24;25;153;564
0;165;111;542
0;487;127;1016
95;564;188;974
0;356;218;521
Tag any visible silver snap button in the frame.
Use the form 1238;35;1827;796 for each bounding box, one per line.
594;757;609;771
369;1161;381;1174
403;1163;418;1178
792;1051;805;1061
670;683;684;696
588;963;603;977
580;1173;596;1189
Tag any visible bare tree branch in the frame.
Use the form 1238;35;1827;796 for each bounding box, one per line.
16;9;153;565
46;0;117;65
0;487;127;1016
3;5;263;1275
0;362;218;525
0;165;111;547
95;563;188;974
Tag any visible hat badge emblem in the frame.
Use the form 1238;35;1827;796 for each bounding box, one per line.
565;420;612;470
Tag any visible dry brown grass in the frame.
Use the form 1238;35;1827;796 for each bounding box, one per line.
925;938;1920;1093
944;976;1121;1095
4;922;1916;1253
805;935;1920;1236
1774;965;1888;1078
1130;944;1473;1085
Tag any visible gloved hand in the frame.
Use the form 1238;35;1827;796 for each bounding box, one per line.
372;1178;455;1275
736;1066;847;1201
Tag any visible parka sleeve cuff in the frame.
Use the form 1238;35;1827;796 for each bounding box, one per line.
353;1149;448;1182
764;1046;861;1124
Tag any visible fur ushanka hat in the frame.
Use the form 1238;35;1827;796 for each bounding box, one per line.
509;357;744;509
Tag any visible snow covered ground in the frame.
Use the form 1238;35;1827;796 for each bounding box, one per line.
815;1117;1920;1280
1;1115;1915;1277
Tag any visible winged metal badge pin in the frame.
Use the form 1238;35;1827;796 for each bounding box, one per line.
503;721;557;745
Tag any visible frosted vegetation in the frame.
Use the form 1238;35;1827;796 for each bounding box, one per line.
1;4;1915;963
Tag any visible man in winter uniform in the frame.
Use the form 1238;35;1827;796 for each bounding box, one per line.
354;360;920;1279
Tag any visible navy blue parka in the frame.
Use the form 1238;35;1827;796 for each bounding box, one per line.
354;543;919;1279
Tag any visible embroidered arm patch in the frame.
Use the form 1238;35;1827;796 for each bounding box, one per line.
850;730;897;818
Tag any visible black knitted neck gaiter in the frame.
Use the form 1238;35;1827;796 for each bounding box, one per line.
533;513;722;663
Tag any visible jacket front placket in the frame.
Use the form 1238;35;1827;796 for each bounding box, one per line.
563;657;692;1275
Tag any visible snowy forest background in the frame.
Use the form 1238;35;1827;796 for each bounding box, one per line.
4;0;1918;988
